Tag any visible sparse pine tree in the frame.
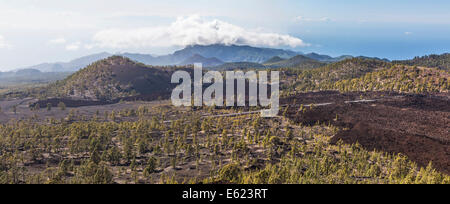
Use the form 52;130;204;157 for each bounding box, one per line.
58;102;66;111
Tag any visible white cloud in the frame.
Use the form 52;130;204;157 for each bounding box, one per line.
0;35;11;49
404;32;413;35
49;38;67;44
92;15;307;49
84;44;94;50
65;42;81;51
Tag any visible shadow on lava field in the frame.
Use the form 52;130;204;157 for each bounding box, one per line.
282;91;450;174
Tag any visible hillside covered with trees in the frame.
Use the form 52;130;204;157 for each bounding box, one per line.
333;65;450;93
280;58;449;94
395;53;450;70
0;104;448;184
282;58;390;92
40;56;181;101
264;55;326;69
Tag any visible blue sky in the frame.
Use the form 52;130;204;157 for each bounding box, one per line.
1;0;450;70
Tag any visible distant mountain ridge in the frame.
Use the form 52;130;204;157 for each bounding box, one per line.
264;56;285;64
179;54;224;67
22;52;113;72
17;44;302;72
0;68;71;85
16;44;360;73
210;55;327;70
122;44;301;66
305;53;354;62
211;62;267;71
173;44;299;63
264;55;326;69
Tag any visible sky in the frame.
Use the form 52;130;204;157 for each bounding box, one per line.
1;0;450;71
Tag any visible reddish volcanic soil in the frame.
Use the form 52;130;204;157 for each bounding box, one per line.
281;91;450;174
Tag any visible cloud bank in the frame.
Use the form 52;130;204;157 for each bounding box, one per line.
92;15;307;49
0;35;11;49
66;42;81;51
49;38;67;44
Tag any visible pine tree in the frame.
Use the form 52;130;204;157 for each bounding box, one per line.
58;102;66;111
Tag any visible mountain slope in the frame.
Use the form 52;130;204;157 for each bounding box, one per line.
172;44;299;63
355;56;391;62
18;44;367;75
120;53;158;65
179;54;224;67
18;44;304;72
304;53;335;62
210;62;267;70
333;55;354;62
333;65;450;93
394;53;450;70
265;55;326;69
264;56;285;64
286;58;391;91
23;52;112;72
121;44;300;66
118;45;300;66
303;53;354;62
43;56;176;101
0;69;71;86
